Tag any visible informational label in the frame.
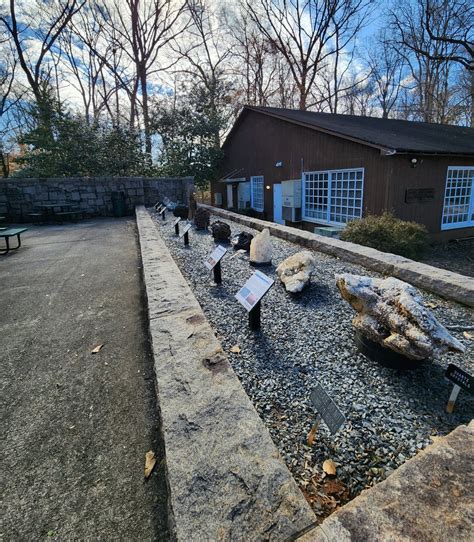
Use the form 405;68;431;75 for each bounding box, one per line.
310;383;346;435
445;364;473;394
179;223;191;238
204;245;227;271
172;217;181;227
155;204;164;213
235;271;274;312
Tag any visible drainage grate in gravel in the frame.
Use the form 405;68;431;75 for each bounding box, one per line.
149;210;474;520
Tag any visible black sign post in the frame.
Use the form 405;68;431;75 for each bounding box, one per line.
173;217;181;235
204;245;227;284
179;223;191;247
445;363;473;413
213;261;222;284
235;271;274;330
161;207;166;221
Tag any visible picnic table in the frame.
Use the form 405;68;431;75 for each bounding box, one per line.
34;203;82;222
0;227;28;255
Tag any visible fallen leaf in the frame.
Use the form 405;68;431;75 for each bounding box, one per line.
425;301;438;309
144;450;156;479
322;459;337;476
230;345;241;354
463;331;473;340
307;419;320;446
91;344;104;354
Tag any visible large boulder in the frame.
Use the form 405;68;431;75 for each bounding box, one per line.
210;221;231;242
250;228;273;265
336;273;465;360
276;251;316;293
173;205;189;219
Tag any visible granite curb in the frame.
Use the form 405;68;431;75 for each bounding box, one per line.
199;204;474;307
135;206;317;541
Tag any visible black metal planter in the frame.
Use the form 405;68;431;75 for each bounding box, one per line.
355;330;427;370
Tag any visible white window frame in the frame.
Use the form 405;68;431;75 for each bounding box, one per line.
250;175;264;212
441;166;474;230
302;168;364;226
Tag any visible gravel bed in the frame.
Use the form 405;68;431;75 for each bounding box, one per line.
149;209;474;520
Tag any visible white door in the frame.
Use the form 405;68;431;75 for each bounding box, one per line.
227;184;233;208
273;184;284;224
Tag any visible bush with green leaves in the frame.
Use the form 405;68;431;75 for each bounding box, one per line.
340;212;428;259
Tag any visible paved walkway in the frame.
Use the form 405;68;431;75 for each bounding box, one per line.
1;219;169;540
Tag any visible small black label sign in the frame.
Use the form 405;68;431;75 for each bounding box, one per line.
310;383;346;434
405;188;435;203
446;364;473;394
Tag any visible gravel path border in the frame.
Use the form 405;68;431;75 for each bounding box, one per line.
150;209;473;521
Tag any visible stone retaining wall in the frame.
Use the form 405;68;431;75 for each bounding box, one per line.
0;176;194;221
199;204;474;307
135;206;316;541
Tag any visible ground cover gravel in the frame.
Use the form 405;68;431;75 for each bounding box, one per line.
149;209;473;520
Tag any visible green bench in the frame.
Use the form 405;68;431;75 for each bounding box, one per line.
0;227;28;255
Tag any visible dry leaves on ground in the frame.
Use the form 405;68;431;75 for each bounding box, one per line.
91;344;104;354
307;419;320;447
463;331;473;340
144;450;157;479
230;345;241;354
323;459;337;476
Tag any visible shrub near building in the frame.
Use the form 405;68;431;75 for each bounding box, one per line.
340;212;428;260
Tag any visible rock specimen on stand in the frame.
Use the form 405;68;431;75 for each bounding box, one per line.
210;221;231;242
276;251;316;293
194;207;210;230
336;273;466;360
173;205;189;219
250;228;273;265
231;232;254;252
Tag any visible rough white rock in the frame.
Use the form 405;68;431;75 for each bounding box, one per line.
276;251;316;293
336;273;466;360
250;228;273;264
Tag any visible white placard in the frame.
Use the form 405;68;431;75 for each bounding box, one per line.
204;245;227;271
156;204;164;213
179;223;191;238
235;271;274;312
172;217;181;227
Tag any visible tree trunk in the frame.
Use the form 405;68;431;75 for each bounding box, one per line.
139;65;152;158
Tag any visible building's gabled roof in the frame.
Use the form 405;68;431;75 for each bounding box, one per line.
224;106;474;156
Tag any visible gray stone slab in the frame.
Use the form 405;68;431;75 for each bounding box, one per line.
135;206;316;541
300;421;474;542
200;205;474;307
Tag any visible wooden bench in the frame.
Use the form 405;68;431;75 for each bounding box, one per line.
0;227;28;255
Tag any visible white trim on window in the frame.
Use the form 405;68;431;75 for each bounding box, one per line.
250;175;264;211
302;168;364;226
441;166;474;230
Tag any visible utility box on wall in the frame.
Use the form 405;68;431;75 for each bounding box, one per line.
282;179;302;222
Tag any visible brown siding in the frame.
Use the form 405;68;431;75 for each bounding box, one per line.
212;110;474;241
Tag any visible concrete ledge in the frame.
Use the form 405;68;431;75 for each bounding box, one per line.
135;206;316;541
300;421;474;542
200;204;474;307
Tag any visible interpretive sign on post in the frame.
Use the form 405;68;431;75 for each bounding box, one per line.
173;217;181;235
155;203;164;213
204;245;227;271
310;383;346;434
179;223;191;246
445;363;473;413
204;245;227;284
235;271;274;329
161;207;166;220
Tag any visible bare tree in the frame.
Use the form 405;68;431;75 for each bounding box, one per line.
1;0;86;106
245;0;372;110
101;0;188;156
390;0;473;125
366;31;405;118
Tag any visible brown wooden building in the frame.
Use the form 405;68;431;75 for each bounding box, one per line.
211;106;474;242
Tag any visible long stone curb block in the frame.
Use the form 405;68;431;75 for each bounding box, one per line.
299;421;474;542
200;204;474;307
135;206;316;541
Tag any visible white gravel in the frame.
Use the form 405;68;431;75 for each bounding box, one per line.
149;209;474;516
